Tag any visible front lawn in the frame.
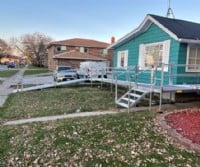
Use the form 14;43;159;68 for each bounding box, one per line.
0;112;200;166
0;70;19;78
0;86;115;120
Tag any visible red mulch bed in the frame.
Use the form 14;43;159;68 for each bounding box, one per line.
165;109;200;144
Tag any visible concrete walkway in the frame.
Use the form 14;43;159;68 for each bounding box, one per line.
4;111;118;125
4;101;200;126
0;67;27;107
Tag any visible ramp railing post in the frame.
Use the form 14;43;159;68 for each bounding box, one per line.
159;63;164;112
111;67;113;93
127;67;130;114
115;75;118;106
149;66;155;112
169;64;173;85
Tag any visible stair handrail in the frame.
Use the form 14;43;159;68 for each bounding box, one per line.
114;66;137;105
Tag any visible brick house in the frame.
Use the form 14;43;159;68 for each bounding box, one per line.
47;38;113;71
0;54;20;64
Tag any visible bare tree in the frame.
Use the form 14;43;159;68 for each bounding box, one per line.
0;38;11;56
21;32;53;66
10;32;53;66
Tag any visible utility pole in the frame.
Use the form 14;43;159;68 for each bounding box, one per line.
166;0;175;18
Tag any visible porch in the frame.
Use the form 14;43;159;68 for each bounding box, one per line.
95;63;200;111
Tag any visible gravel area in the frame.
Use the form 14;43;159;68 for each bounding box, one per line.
155;110;200;153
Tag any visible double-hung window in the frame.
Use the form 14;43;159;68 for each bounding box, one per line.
80;47;88;53
56;45;67;52
139;40;170;71
117;50;128;68
186;45;200;72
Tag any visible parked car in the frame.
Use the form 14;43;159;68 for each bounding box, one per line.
53;66;78;82
7;62;15;68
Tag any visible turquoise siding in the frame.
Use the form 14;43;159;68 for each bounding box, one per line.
113;23;200;85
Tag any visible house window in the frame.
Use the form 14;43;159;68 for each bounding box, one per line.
139;40;170;71
117;50;128;68
80;47;88;53
186;46;200;72
102;49;108;56
145;44;163;66
56;46;67;52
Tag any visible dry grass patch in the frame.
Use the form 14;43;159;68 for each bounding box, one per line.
0;112;200;166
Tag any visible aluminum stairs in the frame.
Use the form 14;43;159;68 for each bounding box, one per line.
116;87;150;108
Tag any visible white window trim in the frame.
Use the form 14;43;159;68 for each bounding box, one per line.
186;45;200;72
117;50;128;68
56;45;67;52
61;45;67;51
138;40;170;72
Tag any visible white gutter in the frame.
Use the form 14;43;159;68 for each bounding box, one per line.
179;38;200;44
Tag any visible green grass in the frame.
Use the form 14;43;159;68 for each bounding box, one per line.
23;65;50;76
0;85;200;166
0;112;200;166
0;70;19;77
0;86;115;120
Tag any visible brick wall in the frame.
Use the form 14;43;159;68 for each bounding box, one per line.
47;46;56;71
48;44;113;71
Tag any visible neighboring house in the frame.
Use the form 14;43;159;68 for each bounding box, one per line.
0;54;20;64
109;14;200;85
47;38;113;71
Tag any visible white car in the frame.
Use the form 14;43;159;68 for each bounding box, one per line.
53;66;78;82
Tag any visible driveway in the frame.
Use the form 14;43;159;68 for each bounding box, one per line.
0;65;7;71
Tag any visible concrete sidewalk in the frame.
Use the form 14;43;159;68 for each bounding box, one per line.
4;101;200;126
0;67;27;107
4;111;118;125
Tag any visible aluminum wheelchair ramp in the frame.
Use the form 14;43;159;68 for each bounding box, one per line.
13;78;87;93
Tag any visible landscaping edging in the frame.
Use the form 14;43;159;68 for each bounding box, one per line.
155;110;200;154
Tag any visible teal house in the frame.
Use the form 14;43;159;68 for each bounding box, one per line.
109;14;200;85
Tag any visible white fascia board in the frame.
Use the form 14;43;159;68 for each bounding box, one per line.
179;38;200;44
148;16;179;41
108;15;152;49
108;15;183;50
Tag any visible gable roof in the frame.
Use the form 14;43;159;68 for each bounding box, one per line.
150;14;200;40
53;50;107;61
109;14;200;49
49;38;109;48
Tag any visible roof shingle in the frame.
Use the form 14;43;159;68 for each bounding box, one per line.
150;14;200;40
53;50;107;61
50;38;109;48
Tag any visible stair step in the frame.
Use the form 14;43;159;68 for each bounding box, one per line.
115;88;150;109
129;93;141;98
131;88;147;93
121;98;136;103
116;102;129;108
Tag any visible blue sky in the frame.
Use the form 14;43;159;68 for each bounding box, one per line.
1;0;200;43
